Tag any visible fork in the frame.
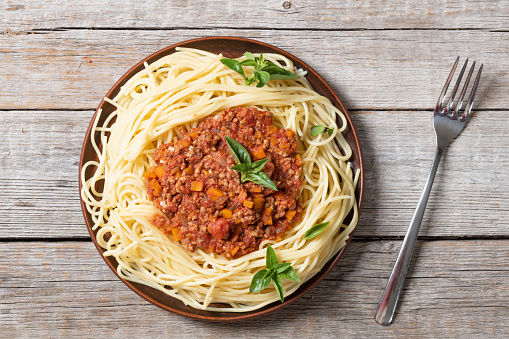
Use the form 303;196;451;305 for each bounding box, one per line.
374;57;483;326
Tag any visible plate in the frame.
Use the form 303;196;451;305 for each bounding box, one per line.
79;36;364;322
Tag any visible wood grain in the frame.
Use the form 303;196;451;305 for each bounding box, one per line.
1;110;507;239
0;29;505;110
2;1;508;336
1;240;507;338
2;0;509;31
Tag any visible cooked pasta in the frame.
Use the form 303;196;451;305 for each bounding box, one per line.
80;47;359;312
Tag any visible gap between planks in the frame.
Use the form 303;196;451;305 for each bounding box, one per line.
18;27;509;33
2;237;509;242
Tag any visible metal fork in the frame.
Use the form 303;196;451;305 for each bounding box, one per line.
374;57;483;326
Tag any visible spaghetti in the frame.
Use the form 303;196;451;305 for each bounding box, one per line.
80;47;359;312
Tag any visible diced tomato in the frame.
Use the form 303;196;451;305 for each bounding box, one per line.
208;218;230;239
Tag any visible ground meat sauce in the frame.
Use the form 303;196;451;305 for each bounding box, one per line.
144;107;302;258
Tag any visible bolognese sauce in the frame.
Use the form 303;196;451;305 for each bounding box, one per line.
144;107;302;258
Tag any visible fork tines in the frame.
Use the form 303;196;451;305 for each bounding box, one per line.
437;57;483;121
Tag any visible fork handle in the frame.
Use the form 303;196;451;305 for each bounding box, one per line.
374;146;444;326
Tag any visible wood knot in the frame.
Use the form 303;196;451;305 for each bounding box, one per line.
282;1;292;9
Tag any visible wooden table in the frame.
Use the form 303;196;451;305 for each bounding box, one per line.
1;1;508;337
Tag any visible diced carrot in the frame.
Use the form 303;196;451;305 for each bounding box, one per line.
262;215;273;226
253;196;265;210
171;228;182;242
262;208;273;225
183;165;194;176
189;132;198;139
149;179;162;196
295;154;301;165
143;171;157;180
251;146;266;160
251;186;262;193
206;187;224;201
273;191;284;199
267;125;278;135
231;246;240;256
255;130;263;138
221;209;233;219
190;181;204;191
285;210;297;221
155;166;165;179
286;129;295;138
181;138;191;147
243;200;254;209
279;142;290;148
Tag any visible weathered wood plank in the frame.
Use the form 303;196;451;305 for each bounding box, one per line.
0;29;506;110
0;110;507;238
0;240;507;337
0;110;89;237
353;109;509;238
2;0;509;31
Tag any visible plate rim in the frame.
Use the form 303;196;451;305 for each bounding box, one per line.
79;36;364;322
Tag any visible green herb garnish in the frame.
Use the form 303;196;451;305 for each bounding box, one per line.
249;245;300;302
304;222;330;239
311;125;334;136
225;136;278;191
221;52;298;88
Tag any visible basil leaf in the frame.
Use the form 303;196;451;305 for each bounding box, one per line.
262;64;298;80
231;163;249;172
244;172;278;191
262;268;275;280
279;266;300;282
268;73;299;80
251;244;300;301
240;59;257;67
255;71;270;88
266;244;278;269
225;136;251;165
244;52;255;60
245;75;256;86
250;269;272;293
226;137;277;189
311;125;326;136
220;58;246;78
257;54;265;68
272;273;285;302
311;125;334;136
304;221;330;239
274;262;291;274
249;158;269;173
240;172;249;183
222;54;296;88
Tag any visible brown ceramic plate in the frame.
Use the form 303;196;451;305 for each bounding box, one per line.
79;36;364;322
